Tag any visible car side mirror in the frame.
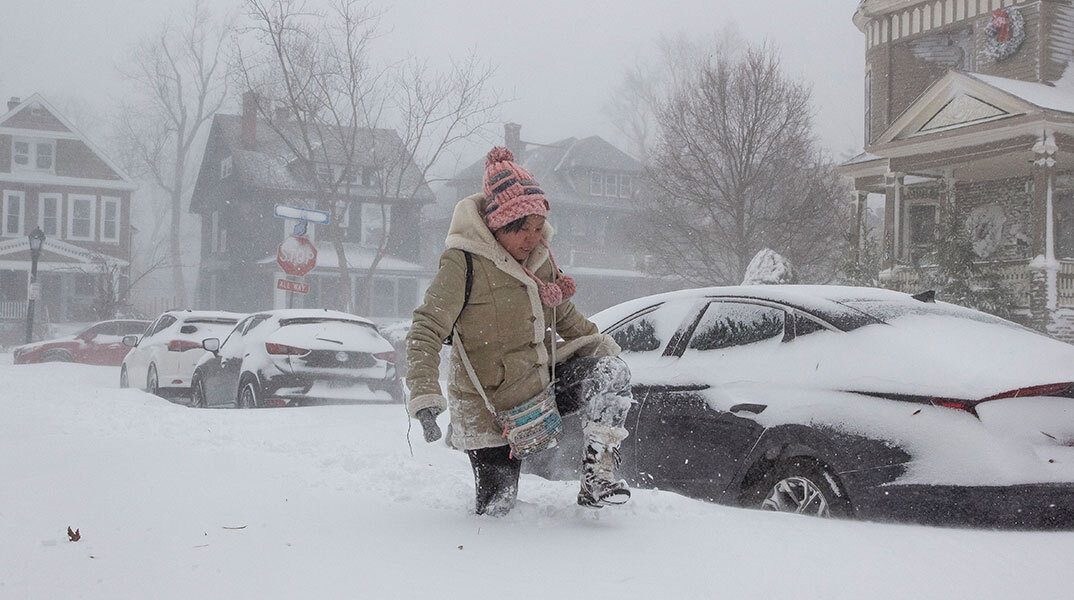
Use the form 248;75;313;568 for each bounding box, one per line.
122;335;139;347
202;338;221;353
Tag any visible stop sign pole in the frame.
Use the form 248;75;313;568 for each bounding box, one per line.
274;204;329;308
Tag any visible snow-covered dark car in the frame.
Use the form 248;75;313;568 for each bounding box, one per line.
525;285;1074;529
13;320;150;365
191;309;402;408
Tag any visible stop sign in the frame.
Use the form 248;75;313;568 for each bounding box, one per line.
277;236;317;277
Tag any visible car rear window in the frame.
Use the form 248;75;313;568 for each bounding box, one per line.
279;317;377;331
840;300;1028;333
179;318;239;335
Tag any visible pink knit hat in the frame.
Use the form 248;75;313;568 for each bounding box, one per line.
481;147;575;308
482;146;549;231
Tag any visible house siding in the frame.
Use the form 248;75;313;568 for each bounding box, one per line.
55;140;121;180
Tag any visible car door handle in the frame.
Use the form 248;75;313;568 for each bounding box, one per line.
730;403;767;415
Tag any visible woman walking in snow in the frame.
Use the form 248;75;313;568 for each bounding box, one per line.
405;147;634;516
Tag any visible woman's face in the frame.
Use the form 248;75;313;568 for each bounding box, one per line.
495;215;546;261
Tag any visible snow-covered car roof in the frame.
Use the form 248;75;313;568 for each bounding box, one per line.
592;283;902;330
248;309;377;327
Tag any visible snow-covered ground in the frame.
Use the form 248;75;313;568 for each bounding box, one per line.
3;356;1073;600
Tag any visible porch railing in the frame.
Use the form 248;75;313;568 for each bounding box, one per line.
0;301;27;320
883;259;1032;309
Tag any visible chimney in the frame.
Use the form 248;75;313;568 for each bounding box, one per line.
7;97;21;112
504;122;523;159
241;91;259;150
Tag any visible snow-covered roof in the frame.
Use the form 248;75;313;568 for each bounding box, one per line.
203;114;435;202
449;134;641;209
967;73;1074;115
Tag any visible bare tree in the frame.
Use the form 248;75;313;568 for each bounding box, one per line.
116;0;229;306
640;42;845;286
604;28;743;163
235;0;501;314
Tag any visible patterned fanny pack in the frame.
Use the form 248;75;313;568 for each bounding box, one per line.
453;321;562;459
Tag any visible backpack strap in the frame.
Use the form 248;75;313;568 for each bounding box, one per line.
443;250;473;345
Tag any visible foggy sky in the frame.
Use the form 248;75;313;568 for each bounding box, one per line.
1;0;865;168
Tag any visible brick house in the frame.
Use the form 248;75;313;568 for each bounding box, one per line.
839;0;1074;337
190;93;434;319
0;94;136;333
442;124;671;315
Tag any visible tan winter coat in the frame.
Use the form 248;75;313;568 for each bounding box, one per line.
406;194;620;450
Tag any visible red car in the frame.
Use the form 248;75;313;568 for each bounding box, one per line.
13;320;151;366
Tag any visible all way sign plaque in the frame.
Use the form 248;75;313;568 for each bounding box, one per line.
277;278;309;294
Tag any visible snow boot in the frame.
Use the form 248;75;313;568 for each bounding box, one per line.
468;445;521;516
578;425;631;508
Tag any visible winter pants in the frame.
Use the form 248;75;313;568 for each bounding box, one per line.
466;356;633;515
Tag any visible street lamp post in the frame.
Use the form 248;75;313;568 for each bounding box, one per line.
25;227;45;344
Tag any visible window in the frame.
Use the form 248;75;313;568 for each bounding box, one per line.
3;191;25;237
68;195;96;240
211;211;220;253
11;138;55;173
687;302;785;351
618;175;633;198
361;166;376;187
864;71;872;145
590;171;603;195
36;143;54;170
372;278;395;317
13;141;30;167
220;155;233;179
396;278;417;317
39;193;60;236
361;203;390;248
100;197;120;243
908;204;937;245
603;173;618;197
1056;192;1074;259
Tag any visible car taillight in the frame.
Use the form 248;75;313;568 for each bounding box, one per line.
374;350;395;363
167;340;201;352
930;382;1074;417
266;342;309;356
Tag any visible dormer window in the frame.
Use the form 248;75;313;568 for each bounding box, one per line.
11;137;55;173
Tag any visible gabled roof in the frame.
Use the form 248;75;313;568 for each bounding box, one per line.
197;113;434;203
449;134;641;209
0;93;136;189
875;70;1073;145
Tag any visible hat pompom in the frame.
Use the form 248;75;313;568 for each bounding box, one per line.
538;282;563;308
486;146;514;166
556;275;576;300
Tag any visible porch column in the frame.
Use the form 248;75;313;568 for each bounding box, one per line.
849;190;868;263
1029;131;1059;332
883;172;904;268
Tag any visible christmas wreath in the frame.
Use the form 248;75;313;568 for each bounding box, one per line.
983;7;1025;62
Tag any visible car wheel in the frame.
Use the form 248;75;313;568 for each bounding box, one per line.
752;457;851;518
120;366;129;389
238;379;259;409
147;364;160;396
190;375;208;409
42;349;73;362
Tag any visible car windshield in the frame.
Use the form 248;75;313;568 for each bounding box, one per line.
839;299;1033;334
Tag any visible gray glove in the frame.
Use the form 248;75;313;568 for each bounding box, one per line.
416;407;442;443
